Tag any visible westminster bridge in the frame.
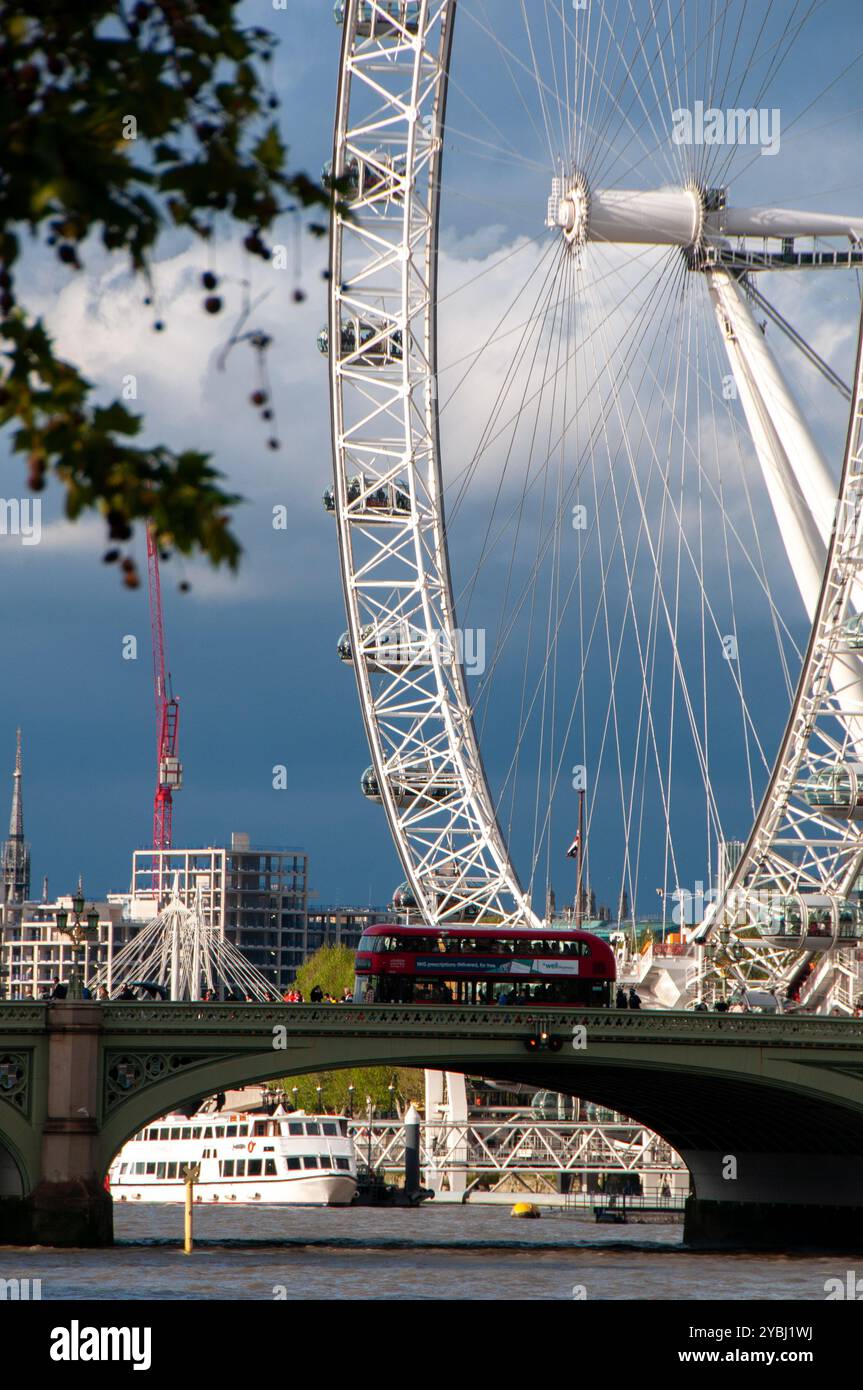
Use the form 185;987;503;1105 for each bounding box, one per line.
3;1001;863;1250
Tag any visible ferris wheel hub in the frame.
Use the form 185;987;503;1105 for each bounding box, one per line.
547;176;705;250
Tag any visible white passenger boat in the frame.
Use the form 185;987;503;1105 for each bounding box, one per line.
109;1096;358;1206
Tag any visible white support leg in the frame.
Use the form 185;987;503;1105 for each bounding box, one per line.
707;267;863;739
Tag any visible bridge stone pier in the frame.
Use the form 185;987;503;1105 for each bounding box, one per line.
3;1001;863;1249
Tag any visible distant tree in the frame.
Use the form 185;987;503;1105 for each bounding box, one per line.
278;1066;424;1116
286;945;424;1112
0;2;335;586
293;944;355;1001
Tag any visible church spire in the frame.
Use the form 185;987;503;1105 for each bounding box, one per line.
2;728;30;904
9;727;23;838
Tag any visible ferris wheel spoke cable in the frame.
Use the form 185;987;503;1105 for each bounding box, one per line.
570;0;659;181
588;0;714;190
589;270;732;855
468;253;690;742
443;242;672;528
706;0;816;189
436;236;566;435
717;34;863;193
460;253;685;729
536;0;570;165
592;280;800;747
457;252;572;636
485;256;693;895
584;263;692;907
474;256;575;757
469;0;668;184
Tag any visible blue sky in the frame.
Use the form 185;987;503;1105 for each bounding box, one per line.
1;0;862;916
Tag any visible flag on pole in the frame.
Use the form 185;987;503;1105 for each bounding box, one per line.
566;830;581;859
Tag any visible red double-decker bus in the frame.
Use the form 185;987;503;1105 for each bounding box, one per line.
352;925;615;1007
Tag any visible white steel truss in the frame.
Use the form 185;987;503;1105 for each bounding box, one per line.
329;0;538;928
348;1117;685;1195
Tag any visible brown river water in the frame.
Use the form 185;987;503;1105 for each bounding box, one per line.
1;1203;858;1300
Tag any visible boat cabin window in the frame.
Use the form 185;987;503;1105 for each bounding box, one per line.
226;1126;237;1137
156;1163;166;1179
145;1162;156;1175
221;1160;234;1177
253;1121;270;1136
159;1128;170;1140
335;1157;351;1171
286;1156;301;1170
236;1160;246;1176
265;1159;277;1176
302;1156;319;1168
181;1127;191;1140
170;1127;181;1140
288;1122;304;1136
322;1122;338;1136
203;1127;213;1139
305;1123;320;1136
248;1159;263;1176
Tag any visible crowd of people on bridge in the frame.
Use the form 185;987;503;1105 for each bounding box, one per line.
282;985;354;1004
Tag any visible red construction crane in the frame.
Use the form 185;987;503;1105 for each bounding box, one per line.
146;525;182;866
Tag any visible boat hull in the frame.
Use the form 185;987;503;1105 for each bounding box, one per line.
112;1175;358;1206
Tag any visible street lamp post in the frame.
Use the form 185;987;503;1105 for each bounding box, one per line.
54;891;100;1001
347;1084;354;1119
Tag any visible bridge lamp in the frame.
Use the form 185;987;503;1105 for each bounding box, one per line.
54;897;100;1001
291;1086;299;1112
388;1082;395;1118
316;1084;323;1114
347;1084;355;1118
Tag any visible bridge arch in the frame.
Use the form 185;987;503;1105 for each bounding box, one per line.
9;1003;863;1248
0;1105;35;1197
0;1134;25;1198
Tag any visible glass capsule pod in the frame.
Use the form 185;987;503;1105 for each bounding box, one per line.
321;153;399;203
841;612;863;650
392;880;418;910
391;879;502;924
361;766;384;802
758;894;848;951
798;762;863;818
338;621;433;670
334;1;421;37
317;317;403;366
322;474;411;519
321;156;361;197
361;762;459;806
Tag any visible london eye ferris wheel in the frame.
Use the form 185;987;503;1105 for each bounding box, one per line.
320;0;863;991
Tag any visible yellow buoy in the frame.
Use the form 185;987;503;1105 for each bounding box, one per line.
511;1201;540;1219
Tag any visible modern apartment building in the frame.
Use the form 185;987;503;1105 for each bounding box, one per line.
306;903;396;956
0;893;128;1000
128;833;309;989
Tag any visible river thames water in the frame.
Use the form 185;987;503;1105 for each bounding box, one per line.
1;1204;856;1300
